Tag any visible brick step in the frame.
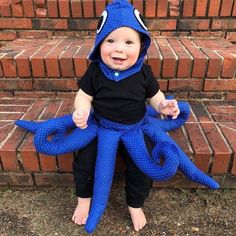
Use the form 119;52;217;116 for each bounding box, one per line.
0;0;236;42
0;37;235;97
0;96;235;187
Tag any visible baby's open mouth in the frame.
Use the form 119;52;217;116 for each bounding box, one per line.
112;57;126;62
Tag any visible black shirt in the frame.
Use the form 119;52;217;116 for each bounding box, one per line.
78;62;159;124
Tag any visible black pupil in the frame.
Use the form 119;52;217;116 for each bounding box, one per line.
97;15;104;30
139;13;147;27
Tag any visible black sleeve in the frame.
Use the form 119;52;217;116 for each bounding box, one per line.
143;64;160;98
77;62;98;96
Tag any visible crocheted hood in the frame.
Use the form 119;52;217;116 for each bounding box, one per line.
88;0;151;81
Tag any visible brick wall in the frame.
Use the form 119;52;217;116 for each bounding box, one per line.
0;0;236;43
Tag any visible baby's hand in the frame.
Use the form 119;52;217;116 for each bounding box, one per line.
72;109;89;129
158;99;180;119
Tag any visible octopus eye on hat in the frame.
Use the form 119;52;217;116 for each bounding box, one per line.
88;0;150;62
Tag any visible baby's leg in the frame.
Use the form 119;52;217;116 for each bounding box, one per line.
72;197;91;225
120;135;153;231
72;138;97;225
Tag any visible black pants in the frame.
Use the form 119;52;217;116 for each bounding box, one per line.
73;135;153;208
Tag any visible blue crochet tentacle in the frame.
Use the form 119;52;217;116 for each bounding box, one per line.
85;128;121;234
121;128;179;180
16;114;98;156
33;115;98;155
15;120;41;133
176;146;220;189
148;101;190;132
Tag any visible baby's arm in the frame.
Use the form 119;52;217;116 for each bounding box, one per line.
149;90;180;119
72;89;93;129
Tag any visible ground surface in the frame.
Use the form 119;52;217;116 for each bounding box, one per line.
0;186;235;236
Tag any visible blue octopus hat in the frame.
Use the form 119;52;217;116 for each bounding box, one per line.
88;0;151;81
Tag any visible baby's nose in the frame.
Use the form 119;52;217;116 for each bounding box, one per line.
114;43;124;52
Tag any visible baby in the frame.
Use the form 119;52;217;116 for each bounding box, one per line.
72;0;179;232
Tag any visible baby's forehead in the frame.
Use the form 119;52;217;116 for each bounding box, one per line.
104;27;141;39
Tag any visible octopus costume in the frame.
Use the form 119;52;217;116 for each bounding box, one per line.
16;0;219;234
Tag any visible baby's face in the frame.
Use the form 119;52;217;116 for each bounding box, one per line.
100;27;141;71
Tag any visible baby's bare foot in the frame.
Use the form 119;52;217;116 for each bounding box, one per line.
128;206;147;231
72;197;91;225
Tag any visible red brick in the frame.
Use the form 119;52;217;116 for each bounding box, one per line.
204;79;236;91
31;39;62;77
35;7;47;18
185;123;212;172
0;31;17;40
155;38;177;78
0;1;11;16
201;48;223;78
217;51;236;78
1;50;21;77
219;123;236;174
19;134;40;171
147;39;162;78
59;39;83;77
226;32;236;42
0;173;33;186
201;122;232;174
208;0;221;16
168;38;192;78
74;38;93;77
190;101;211;122
11;0;23;17
0;18;32;29
169;0;180;17
71;0;82;17
95;0;106;17
191;31;225;38
196;0;207;17
183;0;194;17
147;19;176;30
179;19;210;30
18;30;53;38
157;0;168;17
22;0;35;17
233;0;236;16
34;19;68;29
0;123;14;144
56;98;74;116
47;0;58;17
39;153;57;171
226;93;236;100
82;0;94;17
145;0;156;17
57;153;73;172
169;79;203;91
212;19;236;30
34;78;78;91
169;127;191;155
45;39;73;77
58;0;70;17
180;38;208;78
39;99;62;120
34;173;74;186
0;78;32;91
132;0;143;15
220;0;234;16
16;47;42;78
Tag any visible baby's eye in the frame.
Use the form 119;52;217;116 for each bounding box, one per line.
126;40;133;45
106;39;114;43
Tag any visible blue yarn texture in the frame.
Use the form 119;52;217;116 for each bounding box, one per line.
15;101;220;233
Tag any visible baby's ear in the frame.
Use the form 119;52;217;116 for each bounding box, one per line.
140;42;145;55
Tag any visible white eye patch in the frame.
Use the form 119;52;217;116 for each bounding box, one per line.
134;9;148;31
97;10;108;34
